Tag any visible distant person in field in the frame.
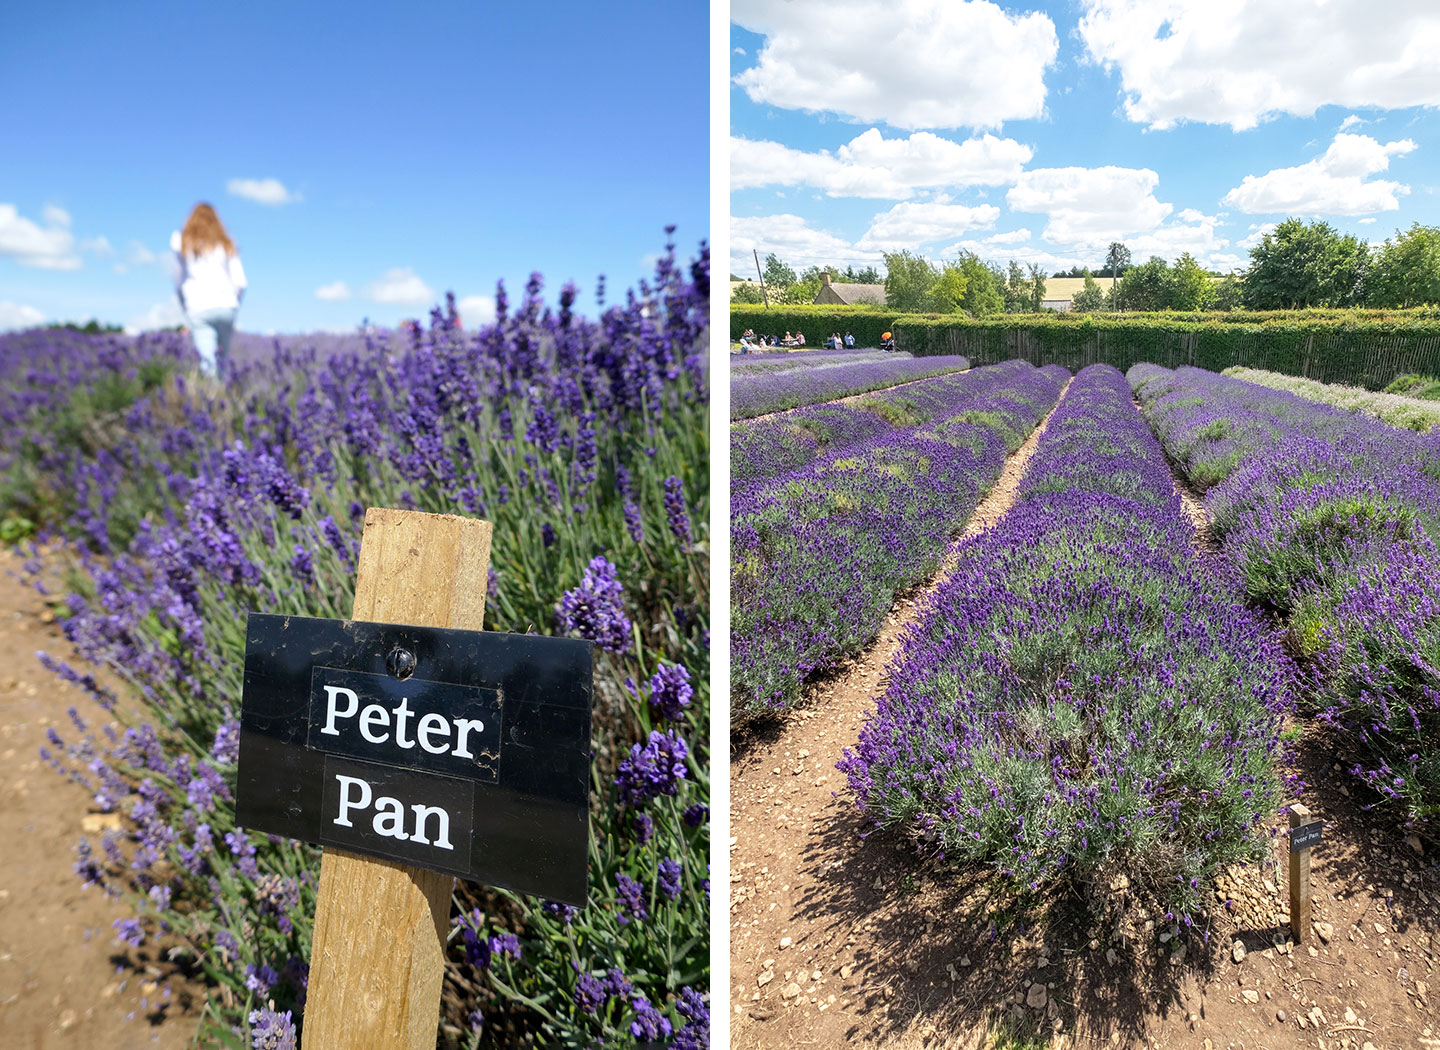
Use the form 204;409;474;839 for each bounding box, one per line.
844;331;854;348
170;202;247;379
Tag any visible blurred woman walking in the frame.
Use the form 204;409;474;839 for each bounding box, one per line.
170;203;246;379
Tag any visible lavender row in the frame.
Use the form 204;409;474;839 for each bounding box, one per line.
731;361;1067;716
1131;363;1440;825
730;354;970;420
840;365;1291;923
730;348;892;374
731;360;1044;495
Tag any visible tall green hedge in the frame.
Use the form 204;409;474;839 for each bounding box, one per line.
891;312;1440;389
728;306;893;348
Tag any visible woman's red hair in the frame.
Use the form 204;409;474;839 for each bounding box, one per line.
180;203;235;257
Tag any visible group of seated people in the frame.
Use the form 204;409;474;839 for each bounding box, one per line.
736;329;858;353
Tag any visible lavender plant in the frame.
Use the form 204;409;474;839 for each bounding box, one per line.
1131;363;1440;824
730;353;970;420
14;233;709;1047
840;366;1292;922
731;360;1067;717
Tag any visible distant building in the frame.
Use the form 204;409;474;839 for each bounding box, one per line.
812;271;886;307
1041;299;1073;312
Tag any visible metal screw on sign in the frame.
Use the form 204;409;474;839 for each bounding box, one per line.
387;646;417;680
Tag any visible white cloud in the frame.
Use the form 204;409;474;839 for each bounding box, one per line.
124;299;185;334
366;268;435;306
1237;223;1279;251
227;177;301;205
731;213;879;274
43;205;71;228
733;46;746;55
0;203;81;270
732;129;1033;198
856;201;1000;251
128;240;156;265
1007;166;1173;244
939;239;1086;273
314;280;352;301
982;229;1032;246
456;294;496;327
80;235;114;256
732;0;1058;130
0;300;46;331
1078;0;1440;131
1358;217;1377;224
1222;133;1415;215
1339;115;1366;131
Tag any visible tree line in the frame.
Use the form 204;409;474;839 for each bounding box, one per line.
732;220;1440;315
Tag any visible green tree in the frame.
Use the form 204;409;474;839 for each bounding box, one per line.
883;250;939;313
1241;218;1369;309
1367;223;1440;308
1106;242;1132;292
1028;263;1046;312
1002;260;1029;312
762;253;797;288
1071;269;1105;312
851;265;881;283
731;281;765;305
927;264;969;312
1169;252;1217;311
952;252;1004;317
1114;257;1171;311
1212;275;1243;311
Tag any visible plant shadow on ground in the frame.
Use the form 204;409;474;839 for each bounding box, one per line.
786;798;1219;1046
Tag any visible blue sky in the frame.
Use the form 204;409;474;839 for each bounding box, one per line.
0;0;707;333
730;0;1440;281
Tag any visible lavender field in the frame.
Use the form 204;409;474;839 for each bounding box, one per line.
732;350;1440;934
3;240;710;1048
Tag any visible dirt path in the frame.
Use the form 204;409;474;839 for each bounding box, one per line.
729;380;1070;1048
731;387;1440;1049
0;547;198;1049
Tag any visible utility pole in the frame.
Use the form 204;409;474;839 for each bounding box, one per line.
754;248;770;309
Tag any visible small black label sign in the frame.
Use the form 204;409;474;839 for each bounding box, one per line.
236;613;592;905
1290;820;1324;852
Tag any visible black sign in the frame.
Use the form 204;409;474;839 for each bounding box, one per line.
236;613;593;905
1290;820;1324;852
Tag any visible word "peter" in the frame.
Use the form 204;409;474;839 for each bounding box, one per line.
319;685;486;758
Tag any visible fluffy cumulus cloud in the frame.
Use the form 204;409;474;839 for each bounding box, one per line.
226;177;301;205
0;300;46;330
314;280;352;302
1007;166;1173;245
1078;0;1440;130
1222;133;1416;215
1237;222;1279;252
732;0;1058;130
366;268;435;306
731;212;879;274
456;294;496;327
0;203;81;270
857;201;1001;251
732;130;1033;198
939;238;1086;273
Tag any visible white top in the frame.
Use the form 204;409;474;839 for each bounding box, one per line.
170;231;247;314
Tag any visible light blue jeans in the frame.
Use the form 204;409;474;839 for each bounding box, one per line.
188;305;237;378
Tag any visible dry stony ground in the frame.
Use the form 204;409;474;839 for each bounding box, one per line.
0;546;198;1049
729;388;1440;1050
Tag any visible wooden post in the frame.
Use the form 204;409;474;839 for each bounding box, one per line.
1289;802;1313;944
302;508;493;1050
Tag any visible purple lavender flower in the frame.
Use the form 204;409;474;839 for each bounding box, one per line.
574;973;606;1014
647;663;693;721
247;1005;297;1050
114;917;144;947
672;987;710;1050
555;555;631;653
628;994;672;1040
657;857;682;900
682;803;709;829
663;476;691;542
614;872;648;923
614;729;689;806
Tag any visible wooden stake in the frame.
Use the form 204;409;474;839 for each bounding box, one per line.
303;508;492;1050
1289;802;1313;944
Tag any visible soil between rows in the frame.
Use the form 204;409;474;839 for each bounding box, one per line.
0;547;199;1049
729;384;1440;1049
